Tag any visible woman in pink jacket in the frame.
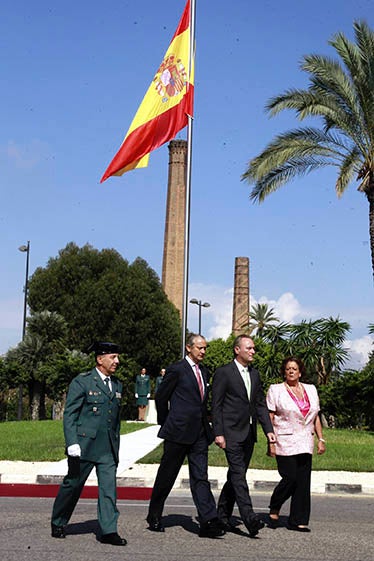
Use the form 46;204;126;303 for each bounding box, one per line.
266;357;326;532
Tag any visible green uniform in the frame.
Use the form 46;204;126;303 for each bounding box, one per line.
135;374;150;406
155;375;164;392
51;368;122;534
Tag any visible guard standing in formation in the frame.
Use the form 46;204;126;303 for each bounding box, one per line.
51;341;127;546
155;368;166;393
135;367;151;421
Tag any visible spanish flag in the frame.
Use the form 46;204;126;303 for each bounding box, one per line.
101;0;193;182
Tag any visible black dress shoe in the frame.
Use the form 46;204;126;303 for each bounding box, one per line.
51;524;65;538
245;515;265;538
199;517;226;538
146;516;165;532
268;514;280;529
287;523;311;533
100;532;127;545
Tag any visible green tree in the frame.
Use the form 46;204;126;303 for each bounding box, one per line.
6;311;68;420
28;243;181;375
319;364;374;429
243;21;374;279
288;317;350;384
359;353;374;429
242;303;279;337
262;322;292;352
251;337;284;389
204;335;235;376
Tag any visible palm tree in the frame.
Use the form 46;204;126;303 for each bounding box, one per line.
242;20;374;279
7;311;68;419
243;303;279;337
262;321;291;352
288;317;350;384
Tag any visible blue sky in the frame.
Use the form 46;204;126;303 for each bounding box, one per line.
1;0;373;367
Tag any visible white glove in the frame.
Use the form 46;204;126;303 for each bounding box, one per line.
67;444;81;457
147;393;150;398
135;393;139;398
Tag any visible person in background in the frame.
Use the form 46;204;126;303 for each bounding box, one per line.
266;356;326;532
212;334;275;537
155;368;166;393
135;367;151;421
51;341;127;546
146;333;224;538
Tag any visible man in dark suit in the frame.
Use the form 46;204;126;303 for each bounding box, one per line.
146;333;224;538
212;334;275;537
51;341;127;546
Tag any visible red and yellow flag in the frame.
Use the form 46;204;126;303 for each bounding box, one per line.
101;0;193;182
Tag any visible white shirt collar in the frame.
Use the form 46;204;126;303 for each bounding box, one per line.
235;359;248;373
96;368;111;384
186;355;198;369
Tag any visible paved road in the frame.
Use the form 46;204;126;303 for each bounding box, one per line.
1;492;373;561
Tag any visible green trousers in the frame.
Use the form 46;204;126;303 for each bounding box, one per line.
51;453;119;535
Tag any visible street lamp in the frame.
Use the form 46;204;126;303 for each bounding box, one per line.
17;241;30;420
189;298;210;335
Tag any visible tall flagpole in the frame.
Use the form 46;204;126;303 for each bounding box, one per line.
181;0;196;356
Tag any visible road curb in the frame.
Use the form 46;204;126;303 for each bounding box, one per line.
0;479;369;497
0;483;152;500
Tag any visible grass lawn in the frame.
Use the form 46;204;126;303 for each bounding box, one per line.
140;428;374;472
0;420;151;462
0;422;373;471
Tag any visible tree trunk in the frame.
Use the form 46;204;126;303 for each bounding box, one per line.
30;380;42;420
39;382;46;420
367;187;374;282
318;356;328;385
52;393;66;420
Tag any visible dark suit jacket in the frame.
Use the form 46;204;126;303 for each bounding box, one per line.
63;368;122;464
211;361;273;444
155;358;214;445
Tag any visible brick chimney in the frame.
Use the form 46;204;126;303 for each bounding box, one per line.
232;257;250;335
161;140;187;317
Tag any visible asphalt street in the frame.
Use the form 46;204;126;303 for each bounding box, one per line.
0;492;373;561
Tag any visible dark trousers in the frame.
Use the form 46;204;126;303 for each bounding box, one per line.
269;453;312;526
148;431;217;523
217;437;256;526
51;453;119;535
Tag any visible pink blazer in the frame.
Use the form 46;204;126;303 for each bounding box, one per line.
266;383;320;456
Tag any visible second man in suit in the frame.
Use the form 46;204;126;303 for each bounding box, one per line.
146;333;224;538
212;334;275;537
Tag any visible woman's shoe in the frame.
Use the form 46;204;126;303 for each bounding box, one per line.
287;523;311;533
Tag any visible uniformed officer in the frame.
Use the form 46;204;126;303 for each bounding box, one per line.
51;341;127;546
135;367;150;421
155;368;166;393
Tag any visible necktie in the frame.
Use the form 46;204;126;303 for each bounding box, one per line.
242;368;252;424
104;377;111;392
242;368;251;399
194;364;204;401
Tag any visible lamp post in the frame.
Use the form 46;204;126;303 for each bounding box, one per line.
189;298;210;335
17;241;30;420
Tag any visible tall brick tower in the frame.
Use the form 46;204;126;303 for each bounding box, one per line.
232;257;250;335
161;139;187;317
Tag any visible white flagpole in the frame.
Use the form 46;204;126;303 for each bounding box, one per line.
181;0;196;356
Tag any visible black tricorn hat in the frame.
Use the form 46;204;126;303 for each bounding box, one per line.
87;341;120;356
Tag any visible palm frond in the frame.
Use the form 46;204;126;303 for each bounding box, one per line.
243;127;354;201
331;23;374;144
336;146;362;196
